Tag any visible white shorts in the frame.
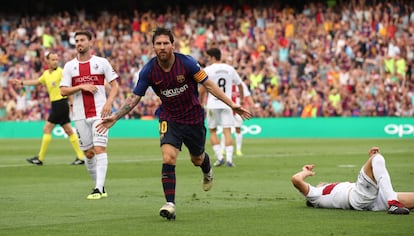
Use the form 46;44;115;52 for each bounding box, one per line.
74;118;108;151
207;108;235;129
234;113;243;128
348;168;388;211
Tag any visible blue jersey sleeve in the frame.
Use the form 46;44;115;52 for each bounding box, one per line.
179;54;208;83
133;64;151;96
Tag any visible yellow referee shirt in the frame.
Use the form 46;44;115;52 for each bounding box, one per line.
38;67;67;102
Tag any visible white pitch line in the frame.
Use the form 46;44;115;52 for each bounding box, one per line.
337;164;357;168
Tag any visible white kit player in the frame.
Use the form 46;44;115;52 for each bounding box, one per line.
221;81;253;156
60;31;119;200
292;147;412;214
201;48;244;167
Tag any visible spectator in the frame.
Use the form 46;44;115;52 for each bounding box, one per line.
0;0;413;120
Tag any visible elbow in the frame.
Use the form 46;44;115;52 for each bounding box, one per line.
291;173;309;195
291;174;301;188
60;88;69;97
291;175;298;186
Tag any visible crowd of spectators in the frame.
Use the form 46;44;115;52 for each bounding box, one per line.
1;0;414;121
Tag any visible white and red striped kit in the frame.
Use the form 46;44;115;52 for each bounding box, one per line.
61;55;119;121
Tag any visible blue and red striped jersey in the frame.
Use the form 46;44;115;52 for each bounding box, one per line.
133;53;208;124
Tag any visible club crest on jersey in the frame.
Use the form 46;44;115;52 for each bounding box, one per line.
176;75;185;83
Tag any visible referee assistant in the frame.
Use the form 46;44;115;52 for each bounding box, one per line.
10;52;85;165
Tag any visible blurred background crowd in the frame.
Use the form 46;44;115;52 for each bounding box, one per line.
0;0;413;121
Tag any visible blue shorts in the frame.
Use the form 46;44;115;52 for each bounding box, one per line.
159;120;206;156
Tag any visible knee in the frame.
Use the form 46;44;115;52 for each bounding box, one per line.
191;160;202;166
191;154;203;166
43;125;53;134
372;153;385;166
63;126;74;135
85;149;95;159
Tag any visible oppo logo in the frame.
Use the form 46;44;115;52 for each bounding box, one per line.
217;125;262;135
384;124;414;137
240;125;261;135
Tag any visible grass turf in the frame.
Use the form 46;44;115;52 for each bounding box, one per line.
0;138;413;235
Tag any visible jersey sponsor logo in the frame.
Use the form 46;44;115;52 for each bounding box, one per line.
161;84;189;97
74;75;100;85
384;124;414;137
176;75;185;83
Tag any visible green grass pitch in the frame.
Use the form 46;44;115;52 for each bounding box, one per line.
0;138;413;235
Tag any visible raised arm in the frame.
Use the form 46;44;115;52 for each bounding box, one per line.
291;164;315;195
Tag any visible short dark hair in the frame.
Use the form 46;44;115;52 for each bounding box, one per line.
75;31;92;40
206;48;221;61
152;27;174;44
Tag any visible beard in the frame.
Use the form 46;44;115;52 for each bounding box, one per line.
157;51;172;62
77;46;88;54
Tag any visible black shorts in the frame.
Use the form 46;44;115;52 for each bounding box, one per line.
48;98;71;125
159;120;206;156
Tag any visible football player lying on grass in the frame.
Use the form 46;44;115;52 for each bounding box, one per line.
292;146;413;214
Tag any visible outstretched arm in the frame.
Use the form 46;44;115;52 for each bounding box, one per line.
201;79;252;120
291;164;315;196
10;78;41;87
113;93;142;120
96;93;142;133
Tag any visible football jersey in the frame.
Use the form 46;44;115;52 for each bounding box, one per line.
133;53;207;125
204;63;242;109
38;67;66;102
306;182;354;210
61;55;119;120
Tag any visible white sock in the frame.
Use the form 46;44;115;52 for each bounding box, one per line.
235;133;242;151
213;144;223;160
220;134;225;150
225;145;234;163
85;156;97;182
95;153;108;193
372;154;398;201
